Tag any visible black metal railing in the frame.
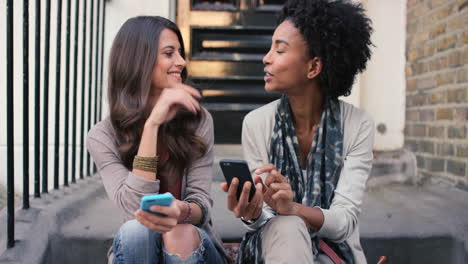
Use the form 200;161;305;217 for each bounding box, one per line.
4;0;107;249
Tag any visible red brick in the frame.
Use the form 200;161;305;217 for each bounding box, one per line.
424;44;436;57
448;125;467;139
415;31;430;45
463;48;468;64
406;65;413;77
437;143;455;156
407;0;420;9
457;68;467;83
408;49;424;61
435;5;454;20
430;23;446;38
447;88;466;103
421;140;435;154
457;145;468;158
421;15;435;28
429;126;445;138
414;94;427;105
417;76;436;89
429;56;448;71
420;109;435;121
429;91;446;104
448;51;461;67
407;22;418;35
407;110;420;121
407;79;417;90
425;157;445;172
447;14;466;31
436;108;453;120
435;72;455;86
430;0;448;8
414;3;431;17
455;108;468;121
437;35;457;52
447;160;466;177
413;124;427;137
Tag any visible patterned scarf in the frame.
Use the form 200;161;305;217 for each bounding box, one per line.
238;95;354;263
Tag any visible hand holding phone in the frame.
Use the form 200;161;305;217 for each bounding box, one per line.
220;159;256;202
140;193;174;216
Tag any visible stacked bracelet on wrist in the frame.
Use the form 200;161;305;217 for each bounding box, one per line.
182;201;192;224
133;155;159;173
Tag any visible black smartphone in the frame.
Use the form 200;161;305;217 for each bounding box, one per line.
219;159;256;202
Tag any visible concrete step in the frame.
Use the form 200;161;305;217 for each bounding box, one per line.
368;149;418;188
32;180;468;264
1;147;467;263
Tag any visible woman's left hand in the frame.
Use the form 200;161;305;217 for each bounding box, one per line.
256;164;299;216
134;198;183;233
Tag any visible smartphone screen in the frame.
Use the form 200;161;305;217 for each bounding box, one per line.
219;159;256;202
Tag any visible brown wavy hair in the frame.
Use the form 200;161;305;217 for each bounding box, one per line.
108;16;207;177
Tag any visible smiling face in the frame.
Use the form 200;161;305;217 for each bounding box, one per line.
263;20;313;94
151;28;186;91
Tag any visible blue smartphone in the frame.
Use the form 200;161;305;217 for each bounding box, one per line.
140;193;174;216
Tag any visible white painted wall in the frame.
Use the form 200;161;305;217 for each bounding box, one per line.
0;0;407;194
0;0;171;194
359;0;407;151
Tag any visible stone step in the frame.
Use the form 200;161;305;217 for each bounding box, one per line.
39;181;468;264
368;149;418;188
1;147;467;264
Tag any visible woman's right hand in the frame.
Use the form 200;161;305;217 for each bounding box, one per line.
134;199;181;233
147;84;201;127
221;176;264;221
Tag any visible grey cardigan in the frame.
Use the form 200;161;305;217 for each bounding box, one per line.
241;99;375;264
86;108;227;262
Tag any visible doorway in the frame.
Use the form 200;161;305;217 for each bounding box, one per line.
176;0;286;143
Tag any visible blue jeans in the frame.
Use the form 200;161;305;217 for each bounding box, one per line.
113;220;224;264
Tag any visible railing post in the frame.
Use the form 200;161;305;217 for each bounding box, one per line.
23;0;30;209
92;0;101;174
80;0;88;180
54;0;63;190
64;0;72;187
99;0;106;122
34;0;41;198
6;0;15;249
71;0;80;183
93;0;101;128
86;0;95;177
42;0;51;193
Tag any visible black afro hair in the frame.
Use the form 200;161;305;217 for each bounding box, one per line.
278;0;374;99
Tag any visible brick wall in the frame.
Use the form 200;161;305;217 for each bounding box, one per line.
405;0;468;187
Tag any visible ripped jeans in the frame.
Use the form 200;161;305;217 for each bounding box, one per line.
113;220;224;264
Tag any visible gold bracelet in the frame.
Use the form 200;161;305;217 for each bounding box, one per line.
133;155;158;173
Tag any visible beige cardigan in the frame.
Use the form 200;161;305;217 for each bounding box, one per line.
86;108;227;263
241;99;375;264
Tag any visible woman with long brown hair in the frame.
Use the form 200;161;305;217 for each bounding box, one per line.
87;16;227;263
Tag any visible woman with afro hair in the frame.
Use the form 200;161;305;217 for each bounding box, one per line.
221;0;374;263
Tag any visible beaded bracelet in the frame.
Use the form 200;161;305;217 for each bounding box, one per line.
182;201;192;224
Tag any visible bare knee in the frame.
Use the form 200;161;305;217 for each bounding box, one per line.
162;224;201;260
